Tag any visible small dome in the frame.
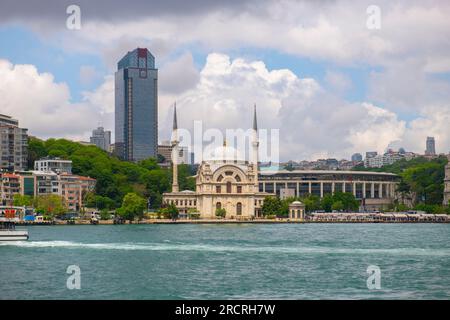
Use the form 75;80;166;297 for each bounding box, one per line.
290;201;304;205
204;144;245;161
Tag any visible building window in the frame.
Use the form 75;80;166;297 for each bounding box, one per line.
216;185;221;193
237;186;242;193
217;175;223;182
226;182;232;193
216;202;222;210
235;175;241;182
236;202;242;215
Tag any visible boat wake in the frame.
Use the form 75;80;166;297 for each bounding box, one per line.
1;240;450;256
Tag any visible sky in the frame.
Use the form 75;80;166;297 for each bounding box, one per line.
0;0;449;161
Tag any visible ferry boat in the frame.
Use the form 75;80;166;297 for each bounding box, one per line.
0;218;29;241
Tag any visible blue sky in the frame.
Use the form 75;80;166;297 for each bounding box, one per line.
0;26;107;101
0;25;372;104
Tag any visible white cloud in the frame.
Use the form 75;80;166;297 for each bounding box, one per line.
159;53;416;160
81;75;114;114
2;52;449;161
79;65;100;86
159;53;200;94
0;59;112;141
41;1;449;73
368;59;450;112
402;105;450;154
324;70;352;94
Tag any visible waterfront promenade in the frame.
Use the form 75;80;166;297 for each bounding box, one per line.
15;213;450;225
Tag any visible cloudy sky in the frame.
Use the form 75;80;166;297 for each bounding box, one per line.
0;0;449;161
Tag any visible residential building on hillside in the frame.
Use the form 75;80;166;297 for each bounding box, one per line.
0;171;96;211
34;157;72;174
0;173;20;206
0;114;28;171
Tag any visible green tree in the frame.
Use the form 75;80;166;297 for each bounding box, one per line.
321;194;334;212
394;203;410;212
332;192;359;212
85;192;116;210
116;193;146;222
167;203;179;220
261;196;282;216
139;158;160;171
177;164;196;191
25;138;196;211
99;209;111;220
34;195;67;217
157;154;166;163
354;155;448;207
331;201;344;212
27;137;47;169
301;194;321;213
215;208;226;218
13;194;33;207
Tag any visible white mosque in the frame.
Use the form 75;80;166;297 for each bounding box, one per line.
162;105;271;218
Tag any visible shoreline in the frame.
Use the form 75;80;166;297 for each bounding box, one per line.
15;218;450;225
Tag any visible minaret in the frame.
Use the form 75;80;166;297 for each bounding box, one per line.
444;154;450;206
171;103;179;193
252;104;259;188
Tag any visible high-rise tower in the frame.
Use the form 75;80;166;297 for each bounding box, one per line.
115;48;158;161
425;136;436;156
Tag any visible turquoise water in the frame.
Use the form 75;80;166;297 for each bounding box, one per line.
1;224;449;299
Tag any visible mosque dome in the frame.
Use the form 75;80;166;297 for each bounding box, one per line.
204;143;245;162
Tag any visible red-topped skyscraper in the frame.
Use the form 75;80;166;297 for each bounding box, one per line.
115;48;158;161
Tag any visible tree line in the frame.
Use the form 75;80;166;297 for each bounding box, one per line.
354;155;450;213
27;137;196;211
261;192;360;217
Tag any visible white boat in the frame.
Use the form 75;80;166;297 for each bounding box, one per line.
0;218;29;241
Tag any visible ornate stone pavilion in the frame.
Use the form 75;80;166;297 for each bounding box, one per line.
162;105;271;219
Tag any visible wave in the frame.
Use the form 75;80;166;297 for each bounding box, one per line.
1;240;449;256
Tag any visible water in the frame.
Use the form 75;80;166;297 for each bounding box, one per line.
1;224;449;299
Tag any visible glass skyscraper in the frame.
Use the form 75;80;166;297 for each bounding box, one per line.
115;48;158;161
425;136;436;156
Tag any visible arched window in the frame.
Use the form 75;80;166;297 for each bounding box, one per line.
226;181;232;193
217;175;223;182
236;202;242;215
216;202;222;210
235;175;241;182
